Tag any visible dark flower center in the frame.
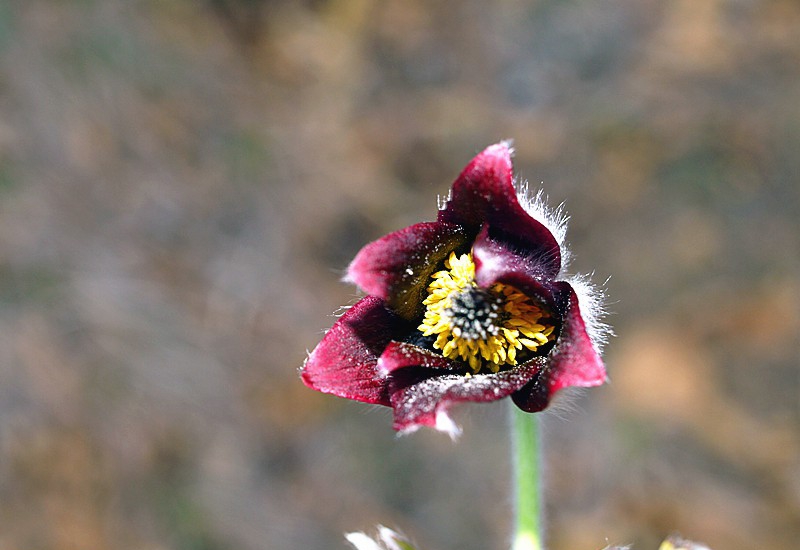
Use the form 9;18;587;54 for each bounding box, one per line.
445;287;504;340
418;252;557;374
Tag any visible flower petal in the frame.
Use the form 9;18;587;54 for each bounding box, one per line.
378;341;462;376
302;296;403;406
388;360;546;434
346;221;469;320
438;142;561;277
472;225;558;305
512;281;607;412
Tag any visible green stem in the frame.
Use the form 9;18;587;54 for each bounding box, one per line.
510;404;543;550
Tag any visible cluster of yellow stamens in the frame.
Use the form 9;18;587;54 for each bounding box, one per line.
417;252;556;374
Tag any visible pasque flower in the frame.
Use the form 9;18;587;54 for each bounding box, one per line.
302;142;609;436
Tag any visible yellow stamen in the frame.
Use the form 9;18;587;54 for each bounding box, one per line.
417;252;557;374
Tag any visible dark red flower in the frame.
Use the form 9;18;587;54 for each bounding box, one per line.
302;142;609;435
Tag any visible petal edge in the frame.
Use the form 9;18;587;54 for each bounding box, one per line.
346;221;469;320
439;143;562;276
302;296;401;406
512;282;607;412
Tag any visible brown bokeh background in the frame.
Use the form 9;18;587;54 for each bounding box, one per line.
1;1;798;549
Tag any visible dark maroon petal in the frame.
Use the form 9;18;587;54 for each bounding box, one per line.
512;281;606;412
378;342;462;376
510;375;551;413
547;281;607;392
472;225;557;307
389;360;545;432
346;221;469;320
438;142;561;277
301;296;404;406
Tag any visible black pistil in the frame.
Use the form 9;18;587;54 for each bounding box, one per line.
445;287;504;341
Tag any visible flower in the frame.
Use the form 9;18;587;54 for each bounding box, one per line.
302;142;610;436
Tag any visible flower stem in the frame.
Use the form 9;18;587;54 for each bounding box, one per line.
510;404;543;550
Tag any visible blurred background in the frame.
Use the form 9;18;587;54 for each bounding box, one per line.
0;1;798;549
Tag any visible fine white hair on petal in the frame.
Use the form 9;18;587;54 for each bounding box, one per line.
375;357;388;378
333;303;355;317
437;190;452;211
397;424;421;437
515;183;572;271
514;183;613;354
397;409;462;439
501;138;516;157
567;273;614;353
435;408;462;440
543;386;589;420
